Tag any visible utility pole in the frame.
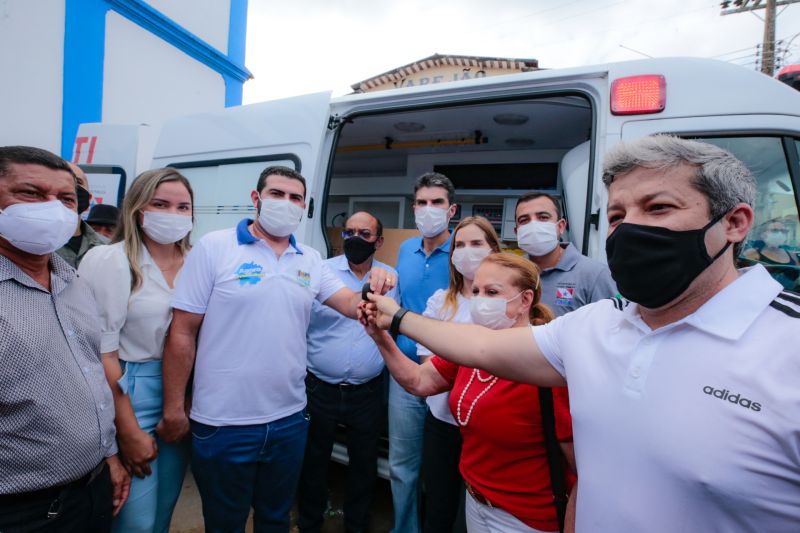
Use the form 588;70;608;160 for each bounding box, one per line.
720;0;800;75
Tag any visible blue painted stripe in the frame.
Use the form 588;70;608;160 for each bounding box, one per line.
61;0;108;159
225;0;249;106
106;0;252;82
61;0;251;158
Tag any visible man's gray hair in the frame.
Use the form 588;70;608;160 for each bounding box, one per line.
602;135;756;219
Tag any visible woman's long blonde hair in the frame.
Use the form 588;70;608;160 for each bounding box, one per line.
441;216;502;319
480;253;555;326
113;168;194;291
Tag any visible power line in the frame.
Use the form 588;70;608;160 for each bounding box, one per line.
720;0;800;75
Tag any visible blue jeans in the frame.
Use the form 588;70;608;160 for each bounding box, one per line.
388;377;427;533
113;361;189;533
191;411;310;533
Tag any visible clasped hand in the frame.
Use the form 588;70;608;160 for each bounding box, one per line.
358;292;401;335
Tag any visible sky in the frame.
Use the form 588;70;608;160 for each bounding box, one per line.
242;0;800;104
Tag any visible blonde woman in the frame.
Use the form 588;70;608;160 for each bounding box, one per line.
366;254;575;533
420;216;501;533
79;168;194;533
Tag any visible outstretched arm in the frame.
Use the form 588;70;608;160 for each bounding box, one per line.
368;326;450;397
365;293;566;387
324;267;396;319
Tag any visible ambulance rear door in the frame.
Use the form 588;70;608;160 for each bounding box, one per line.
150;91;332;241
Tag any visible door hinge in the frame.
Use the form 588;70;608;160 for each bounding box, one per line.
328;114;343;131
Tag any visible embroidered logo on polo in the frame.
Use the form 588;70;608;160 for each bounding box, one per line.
235;261;265;286
296;270;311;288
703;386;761;412
554;284;575;306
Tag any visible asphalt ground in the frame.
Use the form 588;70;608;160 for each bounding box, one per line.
169;463;394;532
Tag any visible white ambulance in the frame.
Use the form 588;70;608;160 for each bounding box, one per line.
75;57;800;475
74;57;800;290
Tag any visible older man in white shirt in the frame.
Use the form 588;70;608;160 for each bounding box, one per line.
364;136;800;533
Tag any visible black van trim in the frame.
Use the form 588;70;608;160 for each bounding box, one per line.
77;164;127;207
168;153;302;172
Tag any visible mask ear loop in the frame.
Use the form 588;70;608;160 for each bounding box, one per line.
702;211;733;263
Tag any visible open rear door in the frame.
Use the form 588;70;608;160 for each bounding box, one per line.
151;92;332;241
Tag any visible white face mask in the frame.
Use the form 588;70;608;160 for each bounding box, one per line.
517;221;559;257
258;197;304;237
0;200;78;255
141;211;193;244
451;247;490;280
469;291;523;330
764;231;787;248
415;206;450;238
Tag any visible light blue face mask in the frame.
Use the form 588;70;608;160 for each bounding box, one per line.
469;291;523;330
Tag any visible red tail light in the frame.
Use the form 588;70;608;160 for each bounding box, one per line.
610;75;666;115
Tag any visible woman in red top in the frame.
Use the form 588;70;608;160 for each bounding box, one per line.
365;253;575;532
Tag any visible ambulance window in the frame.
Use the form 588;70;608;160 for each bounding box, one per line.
171;157;299;240
701;136;800;291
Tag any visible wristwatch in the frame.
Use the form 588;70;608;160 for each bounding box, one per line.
390;307;409;338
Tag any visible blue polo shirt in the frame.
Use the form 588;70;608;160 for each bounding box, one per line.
396;234;452;362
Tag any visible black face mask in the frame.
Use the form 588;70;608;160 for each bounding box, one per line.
605;213;731;309
343;236;376;265
77;186;91;215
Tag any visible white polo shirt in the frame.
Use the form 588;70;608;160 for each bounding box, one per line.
173;219;344;426
532;264;800;532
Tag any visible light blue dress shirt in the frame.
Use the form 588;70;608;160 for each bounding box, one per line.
306;254;398;384
395;234;452;362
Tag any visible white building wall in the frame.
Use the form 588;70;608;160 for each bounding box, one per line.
145;0;229;53
0;0;64;152
102;11;225;127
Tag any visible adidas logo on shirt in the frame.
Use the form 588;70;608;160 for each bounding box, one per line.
703;386;761;412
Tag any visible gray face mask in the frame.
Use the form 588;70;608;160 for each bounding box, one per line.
0;200;78;255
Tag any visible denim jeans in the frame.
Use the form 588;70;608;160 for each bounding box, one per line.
113;361;189;533
388;377;427;533
297;373;383;533
191;410;310;533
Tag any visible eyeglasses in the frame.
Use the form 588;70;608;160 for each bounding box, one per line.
342;229;376;240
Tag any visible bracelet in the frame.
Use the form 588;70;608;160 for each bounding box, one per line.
390;307;409;338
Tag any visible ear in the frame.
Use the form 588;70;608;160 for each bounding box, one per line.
250;190;260;209
556;218;567;236
448;203;458;218
519;289;535;314
724;203;754;246
374;235;384;250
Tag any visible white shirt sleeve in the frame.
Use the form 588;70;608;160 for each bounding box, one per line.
316;261;346;304
417;289;446;357
172;238;216;314
77;244;131;354
531;316;567;378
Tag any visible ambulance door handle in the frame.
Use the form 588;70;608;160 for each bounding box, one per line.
308;197;315;218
